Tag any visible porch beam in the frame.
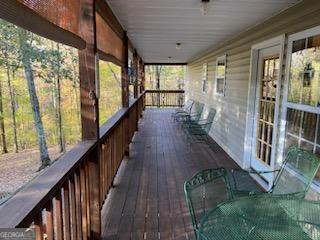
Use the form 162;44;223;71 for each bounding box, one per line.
95;0;124;39
144;62;187;66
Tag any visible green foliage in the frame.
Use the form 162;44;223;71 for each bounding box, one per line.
98;61;122;126
145;65;185;90
0;19;81;155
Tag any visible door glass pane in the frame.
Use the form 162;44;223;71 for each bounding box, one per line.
301;111;317;142
286;108;301;136
288;35;320;107
256;56;279;165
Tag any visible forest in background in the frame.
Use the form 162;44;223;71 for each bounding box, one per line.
0;19;122;171
145;65;185;90
98;61;122;126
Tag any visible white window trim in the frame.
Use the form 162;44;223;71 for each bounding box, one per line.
215;55;227;96
278;25;320;192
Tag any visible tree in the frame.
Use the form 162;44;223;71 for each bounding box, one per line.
51;43;65;153
0;76;8;153
9;69;19;153
18;28;51;169
0;20;21;153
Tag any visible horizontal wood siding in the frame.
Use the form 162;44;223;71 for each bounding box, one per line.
186;0;320;166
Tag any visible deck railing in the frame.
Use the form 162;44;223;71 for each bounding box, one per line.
0;92;145;240
145;89;184;107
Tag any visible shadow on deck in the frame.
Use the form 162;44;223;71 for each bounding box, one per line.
101;108;252;240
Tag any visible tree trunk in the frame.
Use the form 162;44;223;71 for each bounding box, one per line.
8;69;18;153
0;71;8;154
18;29;50;169
54;44;65;153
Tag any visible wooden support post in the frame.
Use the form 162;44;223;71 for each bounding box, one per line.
140;59;145;94
79;0;99;140
79;0;101;239
133;50;138;98
122;32;130;157
121;31;129;108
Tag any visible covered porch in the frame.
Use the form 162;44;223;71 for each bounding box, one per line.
0;0;320;239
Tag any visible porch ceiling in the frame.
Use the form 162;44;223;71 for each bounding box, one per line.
107;0;300;63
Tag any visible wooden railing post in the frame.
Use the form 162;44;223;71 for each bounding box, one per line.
140;60;145;94
79;0;101;239
88;150;101;239
133;50;138;98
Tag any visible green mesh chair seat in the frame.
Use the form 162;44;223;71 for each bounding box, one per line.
198;195;320;240
231;146;320;198
184;167;233;239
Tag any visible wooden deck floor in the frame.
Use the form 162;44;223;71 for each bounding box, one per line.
101;109;248;240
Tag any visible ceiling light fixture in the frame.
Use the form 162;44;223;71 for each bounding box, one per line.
201;0;210;15
176;42;182;50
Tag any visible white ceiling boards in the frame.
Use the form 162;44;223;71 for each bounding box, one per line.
107;0;300;63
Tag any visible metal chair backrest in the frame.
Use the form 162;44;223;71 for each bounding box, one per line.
201;108;216;133
184;99;194;114
190;101;204;122
184;167;233;237
271;146;320;198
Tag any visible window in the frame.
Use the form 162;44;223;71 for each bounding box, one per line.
202;63;208;93
144;65;185;90
281;27;320;182
0;19;81;198
98;60;122;126
215;55;226;96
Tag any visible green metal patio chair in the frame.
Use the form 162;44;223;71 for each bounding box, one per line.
184;167;233;239
175;101;204;123
231;146;320;199
172;99;194;120
183;108;216;143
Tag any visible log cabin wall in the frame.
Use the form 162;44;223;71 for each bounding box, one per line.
186;0;320;168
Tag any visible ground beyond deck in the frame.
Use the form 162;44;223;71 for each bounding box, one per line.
101;109;242;240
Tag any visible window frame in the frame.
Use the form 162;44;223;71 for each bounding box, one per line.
202;62;208;93
215;55;227;96
278;25;320;191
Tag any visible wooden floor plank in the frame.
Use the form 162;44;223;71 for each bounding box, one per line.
101;108;256;240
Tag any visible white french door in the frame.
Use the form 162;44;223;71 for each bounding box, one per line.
250;45;281;189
